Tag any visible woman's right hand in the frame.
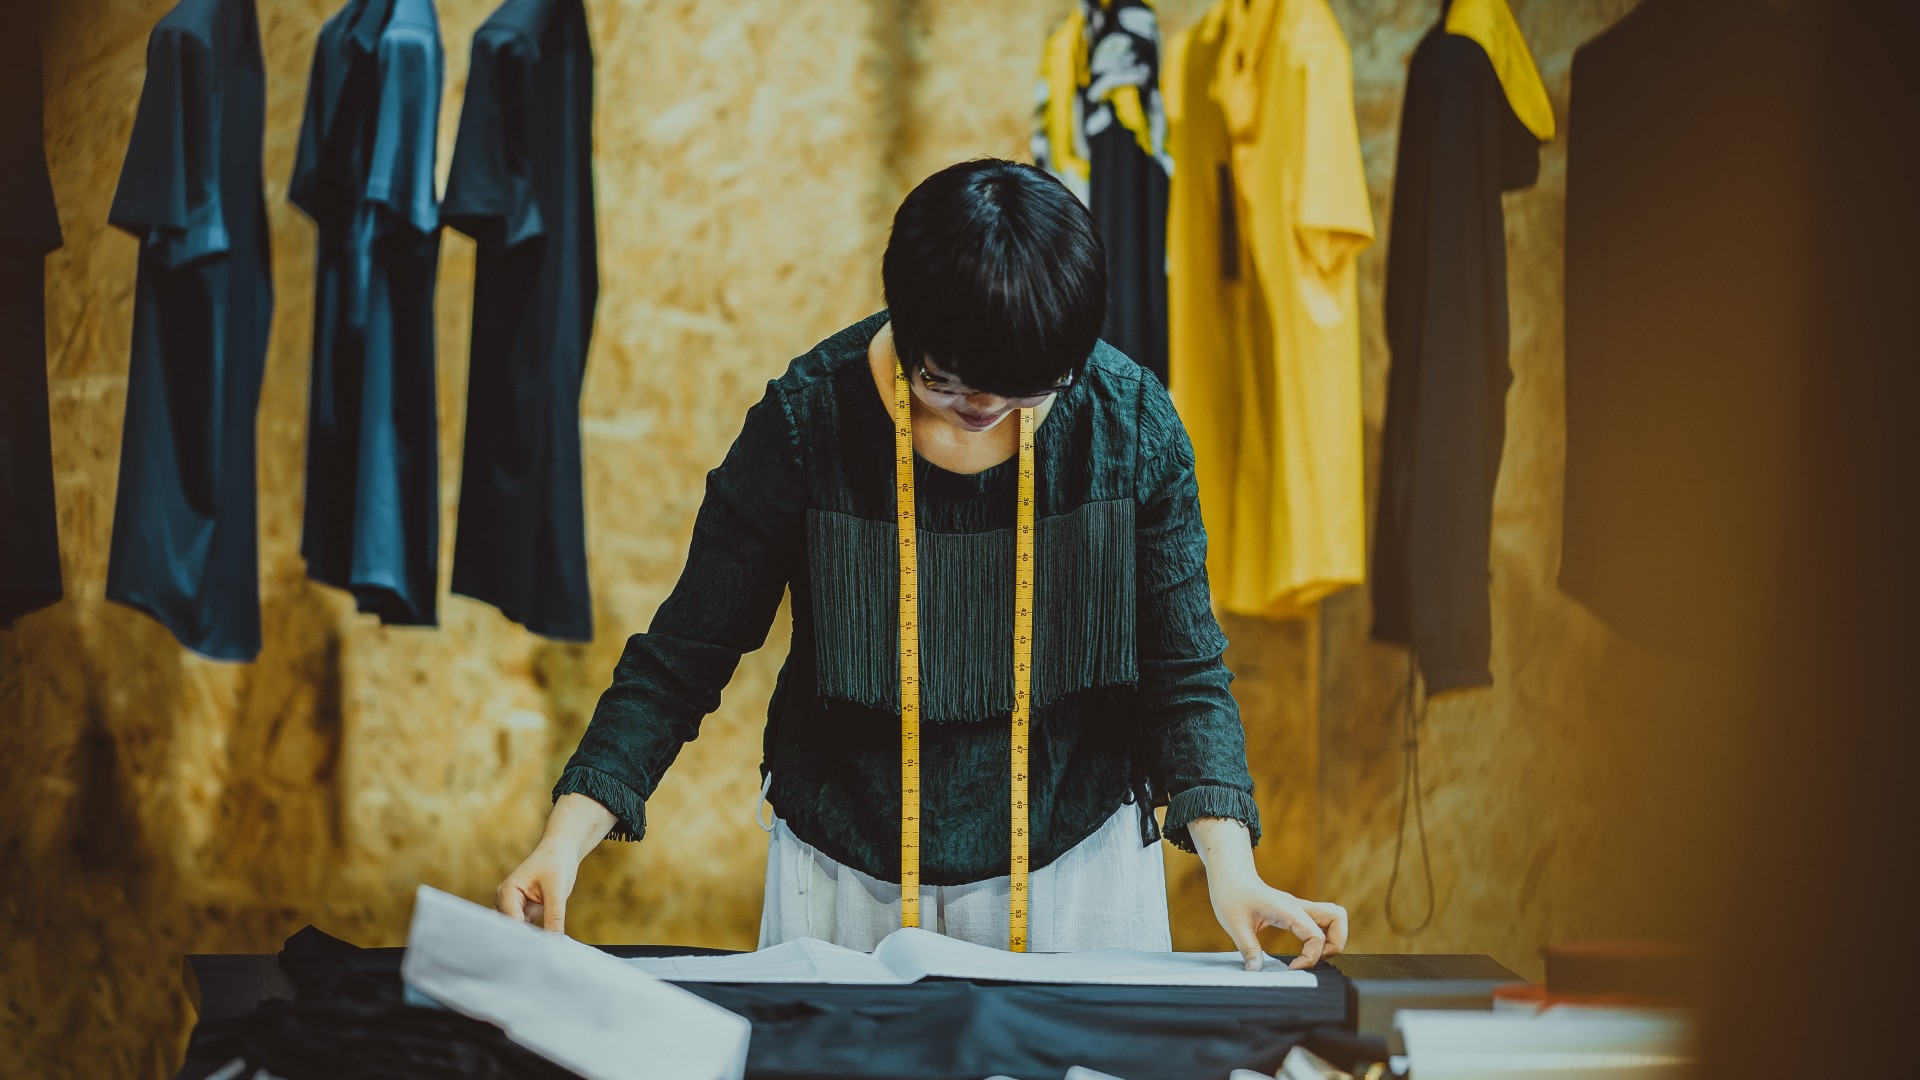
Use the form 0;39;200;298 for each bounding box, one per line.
497;841;581;934
496;792;617;935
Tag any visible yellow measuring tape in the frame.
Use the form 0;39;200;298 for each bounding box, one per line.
893;365;1036;951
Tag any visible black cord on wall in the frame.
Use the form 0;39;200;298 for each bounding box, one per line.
1385;654;1436;936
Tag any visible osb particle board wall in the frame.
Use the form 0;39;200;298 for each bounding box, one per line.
0;1;1741;1076
1307;0;1753;973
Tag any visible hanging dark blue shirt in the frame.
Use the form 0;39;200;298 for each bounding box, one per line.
105;0;273;661
290;0;445;626
444;0;598;641
1;34;65;630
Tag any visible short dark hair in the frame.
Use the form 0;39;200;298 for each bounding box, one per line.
882;159;1107;398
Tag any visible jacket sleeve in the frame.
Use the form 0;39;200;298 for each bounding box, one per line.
1133;382;1261;852
553;382;803;840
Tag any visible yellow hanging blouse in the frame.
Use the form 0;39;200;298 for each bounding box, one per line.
1167;0;1374;619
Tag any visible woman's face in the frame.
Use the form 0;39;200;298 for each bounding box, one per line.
909;355;1072;433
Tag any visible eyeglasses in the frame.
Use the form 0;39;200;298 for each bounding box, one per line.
914;360;1075;407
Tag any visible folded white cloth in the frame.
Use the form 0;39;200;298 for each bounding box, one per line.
401;886;751;1080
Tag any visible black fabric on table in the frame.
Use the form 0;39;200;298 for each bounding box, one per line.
178;927;1347;1080
1370;14;1543;694
672;979;1345;1080
444;0;599;642
191;1000;582;1080
104;0;273;661
0;32;64;630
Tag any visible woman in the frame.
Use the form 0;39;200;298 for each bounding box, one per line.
496;159;1348;970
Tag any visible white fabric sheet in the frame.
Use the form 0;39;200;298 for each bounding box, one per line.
1395;1007;1695;1080
628;925;1316;988
401;886;751;1080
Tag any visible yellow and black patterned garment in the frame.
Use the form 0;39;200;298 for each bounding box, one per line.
1033;0;1173;386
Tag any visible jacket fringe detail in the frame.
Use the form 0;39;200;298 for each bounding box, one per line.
552;766;647;842
807;499;1139;723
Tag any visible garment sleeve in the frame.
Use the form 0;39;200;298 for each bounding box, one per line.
108;29;228;268
107;27;226;513
443;29;543;247
1;38;62;253
1293;44;1374;297
366;26;442;235
287;31;328;220
1133;382;1261;852
1402;38;1517;693
552;382;804;840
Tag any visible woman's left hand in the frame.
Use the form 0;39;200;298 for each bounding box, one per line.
1204;869;1349;971
1186;816;1349;971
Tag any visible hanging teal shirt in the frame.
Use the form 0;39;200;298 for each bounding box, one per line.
556;313;1260;886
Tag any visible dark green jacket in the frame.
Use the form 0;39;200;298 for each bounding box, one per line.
556;313;1259;885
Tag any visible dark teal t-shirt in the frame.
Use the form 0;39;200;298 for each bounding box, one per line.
289;0;444;627
105;0;273;660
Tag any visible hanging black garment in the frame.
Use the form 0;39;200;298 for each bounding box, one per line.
290;0;445;626
1089;121;1171;388
1370;8;1546;693
1559;0;1919;655
444;0;598;641
1034;0;1173;387
105;0;273;661
0;36;65;630
1086;0;1171;386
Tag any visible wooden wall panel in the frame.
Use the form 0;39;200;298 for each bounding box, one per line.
1312;0;1755;978
4;1;1745;1075
4;0;893;1073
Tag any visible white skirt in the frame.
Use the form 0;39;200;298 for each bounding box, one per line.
755;782;1172;953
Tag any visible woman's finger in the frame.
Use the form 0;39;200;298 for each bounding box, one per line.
497;882;526;922
1303;901;1350;956
542;886;567;935
1223;915;1268;972
524;900;546;928
1273;900;1326;970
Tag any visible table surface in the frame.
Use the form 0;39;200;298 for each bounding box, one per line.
177;945;1518;1080
181;946;1519;1024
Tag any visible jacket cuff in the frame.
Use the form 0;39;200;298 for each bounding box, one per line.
1162;785;1262;854
552;766;647;842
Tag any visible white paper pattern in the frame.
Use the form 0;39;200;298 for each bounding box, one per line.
625;925;1318;988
